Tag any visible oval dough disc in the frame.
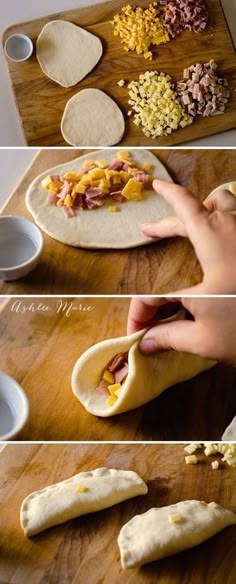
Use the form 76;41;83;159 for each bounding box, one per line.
26;149;174;249
36;20;103;88
61;89;125;146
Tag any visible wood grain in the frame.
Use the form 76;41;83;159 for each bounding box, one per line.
2;0;236;147
0;297;235;441
1;148;236;295
0;443;235;584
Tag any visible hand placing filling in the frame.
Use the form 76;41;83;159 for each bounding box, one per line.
41;151;154;218
97;352;129;407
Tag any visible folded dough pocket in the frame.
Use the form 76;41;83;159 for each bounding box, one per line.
20;467;147;537
118;500;236;569
71;328;215;417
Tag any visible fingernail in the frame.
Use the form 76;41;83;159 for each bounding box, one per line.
139;338;157;353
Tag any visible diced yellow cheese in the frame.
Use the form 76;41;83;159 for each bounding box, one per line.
117;151;131;161
48;180;63;193
120;171;130;182
114;386;122;397
127;166;139;175
83;160;95;168
63;172;80;181
107;383;121;395
184;444;199;455
229;182;236;195
89;168;105;179
76;485;88;493
90;179;101;187
108;206;119;212
122;179;143;201
95;160;109;169
80;175;92;186
72;184;86;195
99;178;110;194
168;514;183;524
113;175;122;185
185;455;198;465
42;175;53;189
211;461;219;470
106;395;117;407
65;194;73;207
102;370;115;384
143;163;152;172
117;79;126;87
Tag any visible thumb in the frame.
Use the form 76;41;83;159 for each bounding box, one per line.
139;320;199;355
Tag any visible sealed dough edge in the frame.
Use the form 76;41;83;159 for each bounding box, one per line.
117;500;236;569
20;467;148;537
71;328;216;417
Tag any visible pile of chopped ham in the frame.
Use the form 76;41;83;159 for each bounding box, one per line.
42;153;152;218
177;60;230;117
98;353;129;395
160;0;208;38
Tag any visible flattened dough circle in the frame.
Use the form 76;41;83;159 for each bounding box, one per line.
26;149;173;249
36;20;103;88
61;89;125;146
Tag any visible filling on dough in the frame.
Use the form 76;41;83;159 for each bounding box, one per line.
97;352;129;407
41;151;154;218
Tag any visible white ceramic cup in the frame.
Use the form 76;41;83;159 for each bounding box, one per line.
4;33;33;62
0;372;29;440
0;216;43;281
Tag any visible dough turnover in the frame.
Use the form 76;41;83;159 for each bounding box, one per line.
61;89;125;146
36;20;103;87
118;500;236;568
20;468;147;537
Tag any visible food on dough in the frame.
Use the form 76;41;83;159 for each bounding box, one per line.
128;71;192;138
118;500;236;568
36;20;103;88
112;2;169;59
20;467;147;537
40;151;153;218
61;89;125;146
26;149;175;249
71;326;215;417
160;0;208;38
177;60;230;117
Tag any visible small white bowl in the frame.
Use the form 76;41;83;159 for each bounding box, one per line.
0;371;29;440
4;33;33;62
0;216;43;281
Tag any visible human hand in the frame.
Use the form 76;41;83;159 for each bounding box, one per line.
140;181;236;294
127;297;236;366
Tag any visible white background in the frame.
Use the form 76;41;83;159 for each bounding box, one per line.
0;0;235;207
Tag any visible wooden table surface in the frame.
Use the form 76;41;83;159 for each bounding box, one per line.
0;443;235;584
1;148;236;295
2;0;236;147
0;296;235;441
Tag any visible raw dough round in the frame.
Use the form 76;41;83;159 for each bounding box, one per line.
36;20;103;88
26;149;173;249
61;89;125;146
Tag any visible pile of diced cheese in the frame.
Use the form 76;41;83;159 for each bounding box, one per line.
184;443;236;469
111;2;169;59
128;71;193;138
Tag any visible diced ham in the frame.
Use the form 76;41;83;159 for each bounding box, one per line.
160;0;208;38
108;160;124;171
50;174;60;181
132;172;149;184
114;363;129;384
46;193;57;205
110;190;124;202
177;60;230;118
97;379;109;394
107;352;128;374
86;187;103;198
62;205;74;218
73;194;84;210
58;181;72;199
86;197;105;209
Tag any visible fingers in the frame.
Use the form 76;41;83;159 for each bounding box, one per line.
204;189;236;213
140;216;187;239
152;179;207;226
139;320;199;355
127;297;167;335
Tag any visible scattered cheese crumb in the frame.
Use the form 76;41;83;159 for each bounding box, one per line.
117;79;126;87
76;485;88;493
185;455;198;465
184;443;200;455
168;514;183;524
183;444;236;469
108;206;119;212
211;461;219;470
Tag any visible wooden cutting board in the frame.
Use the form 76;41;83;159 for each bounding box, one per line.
0;443;235;584
1;148;236;296
0;296;235;441
2;0;236;147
